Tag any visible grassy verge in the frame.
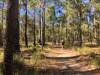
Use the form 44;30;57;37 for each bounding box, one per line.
74;47;93;55
13;46;44;75
75;46;100;68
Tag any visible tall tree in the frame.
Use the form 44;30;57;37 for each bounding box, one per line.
47;6;56;44
78;3;83;47
24;0;28;47
0;0;4;47
33;8;36;46
40;0;46;46
74;0;83;47
28;0;39;46
4;0;20;74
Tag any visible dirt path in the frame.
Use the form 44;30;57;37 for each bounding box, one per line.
43;48;80;58
40;48;97;71
22;47;100;75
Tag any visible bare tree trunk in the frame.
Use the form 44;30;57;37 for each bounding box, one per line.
41;0;45;46
4;0;20;75
52;23;56;45
33;8;36;46
0;1;4;47
78;5;82;47
96;24;100;45
39;8;42;45
24;0;28;47
0;30;3;47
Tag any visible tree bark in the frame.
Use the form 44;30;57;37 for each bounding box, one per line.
33;8;36;46
78;5;82;47
41;0;45;46
24;0;28;47
0;1;4;47
39;7;42;45
4;0;20;75
0;29;3;47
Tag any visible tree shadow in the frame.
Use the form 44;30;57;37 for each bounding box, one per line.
12;53;100;75
0;62;3;75
0;60;100;75
39;68;100;75
1;52;99;75
13;60;100;75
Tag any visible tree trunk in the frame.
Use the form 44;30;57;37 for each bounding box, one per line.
0;29;3;47
52;23;55;45
24;0;28;47
33;8;36;46
96;24;100;45
41;0;45;46
4;0;20;75
0;1;4;47
78;5;82;47
39;7;42;45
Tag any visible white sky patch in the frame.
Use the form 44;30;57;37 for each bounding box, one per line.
60;0;66;2
82;0;90;4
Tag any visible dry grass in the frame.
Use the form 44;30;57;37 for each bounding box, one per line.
75;46;100;55
0;48;3;63
0;46;100;75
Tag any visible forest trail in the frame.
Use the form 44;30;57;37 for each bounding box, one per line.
43;48;80;58
22;47;100;75
41;48;97;71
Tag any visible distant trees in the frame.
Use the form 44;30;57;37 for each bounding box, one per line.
96;23;100;45
74;0;83;47
47;6;56;44
94;1;100;45
28;0;39;46
2;0;99;55
77;3;83;47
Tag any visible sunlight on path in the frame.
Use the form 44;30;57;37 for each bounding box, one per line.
43;48;80;58
39;48;99;72
22;47;100;75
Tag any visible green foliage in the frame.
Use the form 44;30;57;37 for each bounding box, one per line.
28;0;40;8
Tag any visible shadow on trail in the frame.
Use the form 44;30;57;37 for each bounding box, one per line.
39;68;100;75
0;53;99;75
0;62;3;75
13;54;100;75
13;60;100;75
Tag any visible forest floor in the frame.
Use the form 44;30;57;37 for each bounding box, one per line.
20;45;100;75
0;45;100;75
